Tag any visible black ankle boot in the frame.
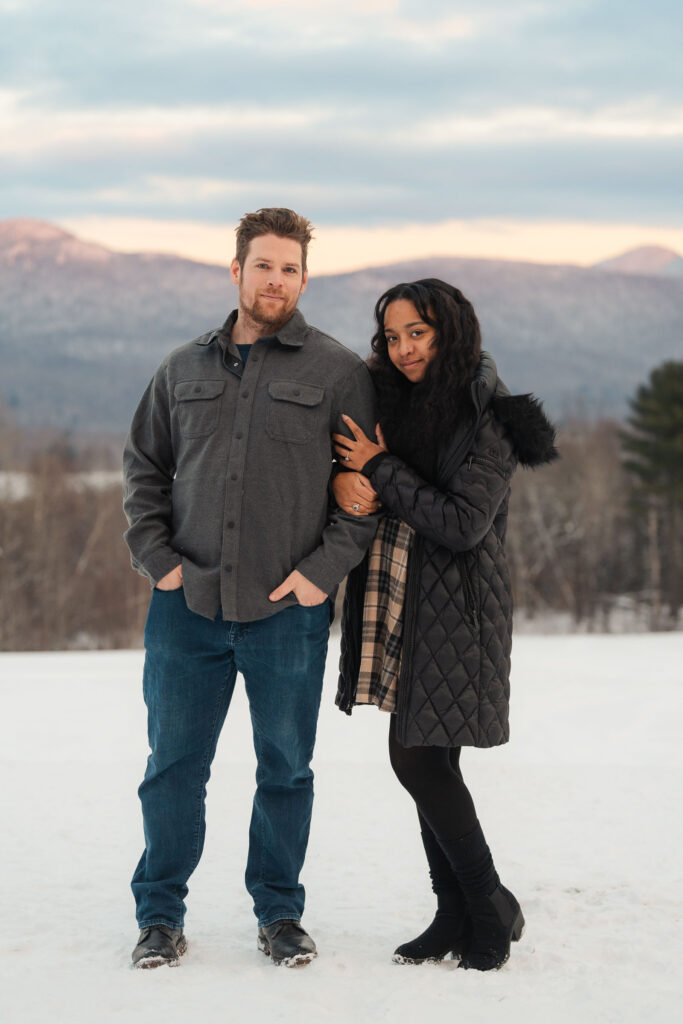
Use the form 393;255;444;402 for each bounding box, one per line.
393;904;470;964
393;825;471;964
458;884;525;971
443;822;524;972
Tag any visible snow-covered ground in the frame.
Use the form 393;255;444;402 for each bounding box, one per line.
0;470;123;501
1;633;682;1024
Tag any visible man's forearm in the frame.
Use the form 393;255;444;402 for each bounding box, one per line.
294;509;379;596
297;359;379;592
122;365;179;585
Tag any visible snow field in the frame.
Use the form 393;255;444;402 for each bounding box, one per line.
1;633;682;1024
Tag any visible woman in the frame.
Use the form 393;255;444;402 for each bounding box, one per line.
332;278;557;971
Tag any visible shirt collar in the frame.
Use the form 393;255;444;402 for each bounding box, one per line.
216;307;306;349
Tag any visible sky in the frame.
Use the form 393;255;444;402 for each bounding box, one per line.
1;0;682;272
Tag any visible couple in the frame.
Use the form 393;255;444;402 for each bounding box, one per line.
123;207;557;974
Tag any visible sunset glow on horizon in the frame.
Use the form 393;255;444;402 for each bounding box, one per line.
57;214;683;275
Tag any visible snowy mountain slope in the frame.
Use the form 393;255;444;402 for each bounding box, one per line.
2;220;683;431
595;245;683;276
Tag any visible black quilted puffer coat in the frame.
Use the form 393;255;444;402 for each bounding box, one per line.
337;353;557;748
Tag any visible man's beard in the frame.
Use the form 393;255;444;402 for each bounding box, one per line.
240;293;297;333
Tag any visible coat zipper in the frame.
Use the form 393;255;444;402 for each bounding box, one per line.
395;410;487;742
457;552;479;628
467;452;504;474
396;533;422;742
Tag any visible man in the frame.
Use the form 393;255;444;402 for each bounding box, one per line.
123;208;377;969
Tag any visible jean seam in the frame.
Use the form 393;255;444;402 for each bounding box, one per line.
188;667;232;882
241;608;329;924
250;711;267;896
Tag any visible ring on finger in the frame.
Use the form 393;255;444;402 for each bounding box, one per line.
352;503;360;512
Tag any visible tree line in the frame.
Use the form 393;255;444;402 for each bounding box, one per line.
1;361;681;651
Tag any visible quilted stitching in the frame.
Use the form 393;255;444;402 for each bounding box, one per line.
401;525;512;747
389;408;516;749
338;391;527;749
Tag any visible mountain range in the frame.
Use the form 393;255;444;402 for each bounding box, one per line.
1;219;682;434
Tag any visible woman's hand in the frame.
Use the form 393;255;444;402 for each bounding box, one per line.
333;416;387;472
332;471;381;516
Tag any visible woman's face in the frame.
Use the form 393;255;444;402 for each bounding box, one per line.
384;298;437;382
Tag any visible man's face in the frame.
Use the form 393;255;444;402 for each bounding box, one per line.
230;233;308;331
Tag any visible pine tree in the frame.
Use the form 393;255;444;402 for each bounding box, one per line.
621;361;683;625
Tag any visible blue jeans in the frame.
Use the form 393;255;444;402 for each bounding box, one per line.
132;587;330;929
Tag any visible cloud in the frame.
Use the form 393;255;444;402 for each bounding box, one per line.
1;0;681;251
3;100;681;229
189;0;398;11
1;93;328;155
6;89;681;169
414;103;683;143
2;0;678;111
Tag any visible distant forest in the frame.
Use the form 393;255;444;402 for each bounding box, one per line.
1;360;681;650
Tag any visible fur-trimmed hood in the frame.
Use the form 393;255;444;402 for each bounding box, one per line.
373;348;558;473
490;391;559;468
471;352;558;468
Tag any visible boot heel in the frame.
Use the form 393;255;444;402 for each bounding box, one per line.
511;910;525;942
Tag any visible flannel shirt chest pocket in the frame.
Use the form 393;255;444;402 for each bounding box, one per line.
266;380;325;444
174;379;225;438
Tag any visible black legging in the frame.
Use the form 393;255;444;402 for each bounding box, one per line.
388;715;478;845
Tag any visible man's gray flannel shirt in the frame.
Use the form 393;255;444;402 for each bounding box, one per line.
123;308;378;622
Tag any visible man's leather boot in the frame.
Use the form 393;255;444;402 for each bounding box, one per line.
132;925;187;969
257;919;317;967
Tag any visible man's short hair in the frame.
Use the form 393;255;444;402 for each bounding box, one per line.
235;208;314;273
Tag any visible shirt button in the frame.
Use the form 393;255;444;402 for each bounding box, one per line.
235;432;243;439
293;388;301;396
228;521;235;529
231;473;238;481
241;390;249;398
194;385;202;393
252;355;260;362
224;564;232;572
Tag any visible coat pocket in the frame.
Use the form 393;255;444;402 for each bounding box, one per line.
174;379;225;438
266;379;325;444
456;550;479;628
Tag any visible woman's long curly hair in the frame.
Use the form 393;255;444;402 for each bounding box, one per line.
367;278;482;479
